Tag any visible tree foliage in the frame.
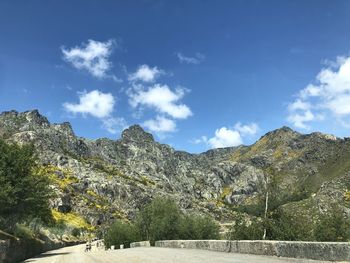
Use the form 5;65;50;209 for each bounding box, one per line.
135;197;183;244
104;220;139;248
0;139;53;230
227;213;263;240
314;208;350;242
180;214;220;240
105;197;220;247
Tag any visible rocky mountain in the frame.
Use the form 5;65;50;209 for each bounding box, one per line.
1;110;350;230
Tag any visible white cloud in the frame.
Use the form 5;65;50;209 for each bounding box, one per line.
62;39;115;78
287;99;311;112
128;64;164;82
234;122;259;136
102;117;127;134
63;90;127;134
287;110;315;129
143;115;176;133
326;95;350;116
287;55;350;128
128;84;192;119
176;52;205;64
191;136;208;144
194;122;259;149
208;127;243;148
63;90;115;118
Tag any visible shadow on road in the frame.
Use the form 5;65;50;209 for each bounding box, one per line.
24;252;71;262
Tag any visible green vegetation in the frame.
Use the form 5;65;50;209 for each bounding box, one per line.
227;167;350;242
104;197;220;248
135;197;183;244
104;221;139;248
51;209;94;231
227;213;263;240
0;139;92;242
314;208;350;242
13;224;35;239
37;165;78;191
228;206;350;242
179;213;220;240
0;139;53;231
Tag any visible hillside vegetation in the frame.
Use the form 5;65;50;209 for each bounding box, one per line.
0;110;350;242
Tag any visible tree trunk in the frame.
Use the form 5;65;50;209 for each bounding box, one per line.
262;175;269;240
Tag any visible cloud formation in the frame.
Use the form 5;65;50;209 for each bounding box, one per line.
63;90;126;134
208;127;243;148
176;52;205;64
126;63;192;135
128;64;164;82
143;115;176;133
234;122;259;136
194;122;259;148
102;117;128;134
287;56;350;129
62;39;115;79
128;84;192;119
63;90;115;118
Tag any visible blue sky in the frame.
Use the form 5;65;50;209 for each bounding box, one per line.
1;1;350;153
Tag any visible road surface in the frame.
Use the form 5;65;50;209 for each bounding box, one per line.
24;243;332;263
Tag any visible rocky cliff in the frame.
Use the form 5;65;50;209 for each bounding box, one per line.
1;110;349;228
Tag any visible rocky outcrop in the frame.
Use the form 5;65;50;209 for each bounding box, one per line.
1;110;350;228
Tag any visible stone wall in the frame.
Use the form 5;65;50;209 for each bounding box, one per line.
155;240;350;261
0;237;79;263
130;241;151;248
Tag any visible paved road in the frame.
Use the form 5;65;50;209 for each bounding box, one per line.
24;243;332;263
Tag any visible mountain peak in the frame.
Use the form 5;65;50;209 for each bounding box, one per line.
22;110;50;125
121;124;154;142
0;109;49;128
264;126;299;138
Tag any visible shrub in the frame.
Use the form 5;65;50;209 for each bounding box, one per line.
28;218;44;236
267;209;312;241
71;227;81;237
51;219;66;240
180;214;220;240
13;224;34;239
104;220;139;248
314;208;350;242
135;197;182;244
135;197;220;243
227;213;263;240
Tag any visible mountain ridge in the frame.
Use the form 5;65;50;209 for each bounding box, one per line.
1;109;349;231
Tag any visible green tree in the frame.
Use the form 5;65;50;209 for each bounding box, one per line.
266;209;312;241
180;214;220;240
135;197;182;244
227;213;263;240
71;227;81;238
0;139;53;230
104;220;139;248
314;208;350;242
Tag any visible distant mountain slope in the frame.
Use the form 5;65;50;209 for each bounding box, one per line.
1;110;349;228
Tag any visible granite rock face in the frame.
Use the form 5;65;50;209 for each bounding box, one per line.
1;110;350;227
